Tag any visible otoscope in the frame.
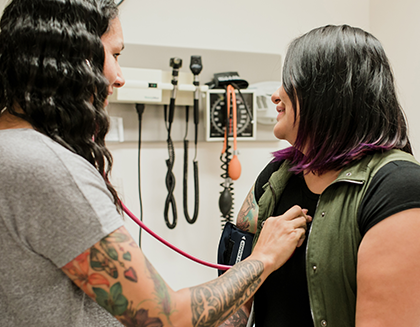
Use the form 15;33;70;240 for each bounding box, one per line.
183;56;202;224
168;57;182;130
163;57;183;229
190;55;202;130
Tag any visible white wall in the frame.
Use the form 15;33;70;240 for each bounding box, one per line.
370;0;420;156
113;0;371;291
120;0;370;55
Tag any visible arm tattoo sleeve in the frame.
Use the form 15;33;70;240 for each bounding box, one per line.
236;187;258;233
190;260;263;327
144;258;174;324
219;307;249;327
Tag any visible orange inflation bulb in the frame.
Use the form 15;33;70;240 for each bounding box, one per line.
228;154;241;180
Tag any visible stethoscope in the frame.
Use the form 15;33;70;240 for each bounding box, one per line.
123;203;253;326
122;202;231;271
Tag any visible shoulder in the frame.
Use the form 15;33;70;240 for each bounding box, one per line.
371;159;420;184
0;129;123;267
366;160;420;199
358;160;420;235
0;129;102;186
0;129;115;217
254;159;283;203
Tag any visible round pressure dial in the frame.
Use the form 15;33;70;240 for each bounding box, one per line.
209;92;253;139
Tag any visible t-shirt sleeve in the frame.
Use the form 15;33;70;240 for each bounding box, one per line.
14;139;124;268
358;160;420;236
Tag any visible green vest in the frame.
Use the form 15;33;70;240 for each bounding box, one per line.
252;150;419;327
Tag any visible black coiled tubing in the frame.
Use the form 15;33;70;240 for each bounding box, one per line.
183;105;199;224
219;143;234;229
183;139;199;224
164;103;177;229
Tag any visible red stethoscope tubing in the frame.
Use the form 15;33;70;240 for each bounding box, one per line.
122;202;232;271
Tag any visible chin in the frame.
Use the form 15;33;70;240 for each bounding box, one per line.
273;124;284;140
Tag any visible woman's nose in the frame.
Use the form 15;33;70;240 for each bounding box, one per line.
114;67;125;88
271;88;281;104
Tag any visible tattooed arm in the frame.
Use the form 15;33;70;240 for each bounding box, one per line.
218;307;250;327
62;205;309;327
236;185;259;234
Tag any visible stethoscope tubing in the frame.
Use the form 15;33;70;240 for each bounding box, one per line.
121;202;231;271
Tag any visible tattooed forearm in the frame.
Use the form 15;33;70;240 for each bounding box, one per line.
219;307;249;327
190;260;263;327
144;258;174;324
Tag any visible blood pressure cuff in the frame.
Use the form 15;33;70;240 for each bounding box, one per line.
217;222;255;276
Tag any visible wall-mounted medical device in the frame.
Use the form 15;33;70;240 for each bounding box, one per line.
108;67;208;105
205;89;256;142
248;81;282;125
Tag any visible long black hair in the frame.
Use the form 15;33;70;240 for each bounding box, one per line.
0;0;122;210
273;25;412;174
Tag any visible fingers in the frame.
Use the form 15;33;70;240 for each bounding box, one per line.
251;206;312;273
296;219;310;248
263;205;311;229
281;205;308;221
262;205;311;248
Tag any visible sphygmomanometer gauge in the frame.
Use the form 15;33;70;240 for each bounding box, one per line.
207;90;256;141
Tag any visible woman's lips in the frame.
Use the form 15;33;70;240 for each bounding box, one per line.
276;107;285;120
104;92;112;107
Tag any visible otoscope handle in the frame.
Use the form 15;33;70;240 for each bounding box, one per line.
169;98;176;124
193;99;199;125
169;57;182;125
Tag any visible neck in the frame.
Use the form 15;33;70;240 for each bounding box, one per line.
303;169;341;195
0;109;33;130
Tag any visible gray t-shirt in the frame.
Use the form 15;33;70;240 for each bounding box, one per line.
0;129;124;326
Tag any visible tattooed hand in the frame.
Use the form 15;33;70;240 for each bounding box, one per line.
252;205;311;273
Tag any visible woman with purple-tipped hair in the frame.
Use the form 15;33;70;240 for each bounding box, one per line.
222;25;420;327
